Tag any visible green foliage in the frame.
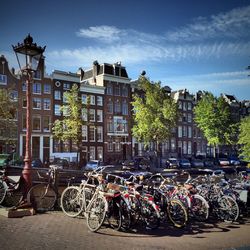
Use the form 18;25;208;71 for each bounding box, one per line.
132;76;178;146
194;92;232;147
52;84;86;144
238;116;250;161
0;88;18;144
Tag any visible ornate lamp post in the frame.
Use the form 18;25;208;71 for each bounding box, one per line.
12;34;46;197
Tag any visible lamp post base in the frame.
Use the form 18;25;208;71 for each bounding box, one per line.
22;161;32;198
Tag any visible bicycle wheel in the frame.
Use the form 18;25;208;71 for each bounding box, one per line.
61;186;84;217
0;180;7;205
167;199;188;228
191;194;209;222
218;195;239;222
86;194;107;232
106;199;122;231
120;196;131;231
128;195;141;227
27;184;57;212
140;198;160;230
4;190;23;207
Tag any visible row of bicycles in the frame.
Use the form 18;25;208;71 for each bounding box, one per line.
60;167;250;232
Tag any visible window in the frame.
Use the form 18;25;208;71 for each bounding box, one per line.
82;125;88;141
107;100;113;113
62;140;70;152
22;82;27;91
183;126;187;137
33;83;41;94
22;97;27;108
188;141;192;154
82;108;87;121
43;98;51;110
89;126;95;142
187;113;192;123
34;70;41;79
171;138;176;152
97;126;103;142
178;101;182;109
114;85;120;96
114;100;121;114
44;84;51;94
188;126;192;138
183;141;187;154
63;93;68;103
63;106;70;116
97;147;103;161
107;120;113;133
81;94;87;104
97;110;103;122
0;74;7;85
63;82;71;90
122;100;128;115
54;90;61;100
183;113;187;122
22;113;26;130
122;85;128;97
43;116;51;132
115;140;121;152
33;98;41;109
10;91;18;101
178;126;182;138
89;109;95;122
89;146;95;160
32;115;41;131
53;139;61;153
106;83;113;95
97;96;103;106
114;116;128;133
90;95;95;105
107;142;113;152
188;102;192;110
183;102;187;111
54;105;61;116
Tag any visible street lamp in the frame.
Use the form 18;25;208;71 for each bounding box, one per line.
12;34;46;197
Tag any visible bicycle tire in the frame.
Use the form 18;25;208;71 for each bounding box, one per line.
167;199;188;228
4;190;23;207
0;180;7;205
191;194;209;222
218;195;239;222
140;198;160;230
128;195;141;227
86;194;107;232
61;186;84;217
106;199;122;231
27;184;57;212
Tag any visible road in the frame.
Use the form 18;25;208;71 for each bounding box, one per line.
1;211;250;250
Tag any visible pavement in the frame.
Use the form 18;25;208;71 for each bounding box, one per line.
1;209;250;250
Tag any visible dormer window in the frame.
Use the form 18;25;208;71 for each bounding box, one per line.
0;74;7;85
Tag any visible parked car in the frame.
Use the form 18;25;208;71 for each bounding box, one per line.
84;160;103;171
51;158;70;169
165;158;179;168
203;159;215;168
31;158;43;168
179;158;191;168
0;154;11;169
190;158;204;168
218;158;230;166
228;156;240;166
122;160;137;171
122;158;150;171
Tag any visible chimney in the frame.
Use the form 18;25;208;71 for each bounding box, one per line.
92;60;99;84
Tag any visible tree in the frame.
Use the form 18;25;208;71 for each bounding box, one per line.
132;76;178;166
238;116;250;161
0;88;18;151
52;84;87;166
194;92;232;157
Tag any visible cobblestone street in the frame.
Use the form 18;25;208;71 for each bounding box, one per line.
1;211;250;250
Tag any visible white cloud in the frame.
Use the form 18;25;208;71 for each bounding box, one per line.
165;5;250;42
76;25;122;43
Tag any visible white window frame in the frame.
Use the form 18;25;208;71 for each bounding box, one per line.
97;110;103;122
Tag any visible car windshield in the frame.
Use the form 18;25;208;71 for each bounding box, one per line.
181;159;189;163
88;161;98;165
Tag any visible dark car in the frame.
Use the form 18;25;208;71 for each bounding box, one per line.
122;160;137;171
165;158;179;169
191;158;204;168
203;159;215;168
84;160;105;171
179;158;191;168
31;158;43;168
51;158;70;169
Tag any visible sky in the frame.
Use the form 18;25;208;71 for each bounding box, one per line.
1;0;250;100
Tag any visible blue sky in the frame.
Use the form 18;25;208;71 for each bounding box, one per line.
1;0;250;100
